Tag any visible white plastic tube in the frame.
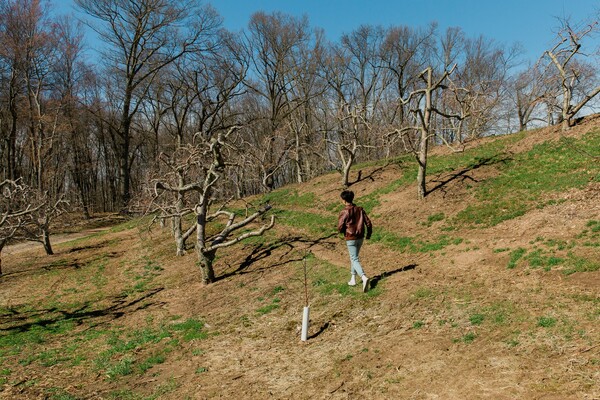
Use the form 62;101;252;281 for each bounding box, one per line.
301;306;310;341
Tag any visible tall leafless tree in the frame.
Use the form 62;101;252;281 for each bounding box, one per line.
75;0;222;209
244;11;324;189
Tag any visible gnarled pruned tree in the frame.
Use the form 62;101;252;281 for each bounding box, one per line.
152;126;275;284
18;191;68;256
395;65;460;199
0;179;67;273
543;18;600;131
0;180;41;274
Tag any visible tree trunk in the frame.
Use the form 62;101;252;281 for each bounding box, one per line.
42;227;54;255
175;235;186;256
198;249;216;284
416;126;428;200
119;127;131;210
295;138;304;183
173;187;186;256
119;87;133;210
195;198;214;284
561;86;571;131
339;141;356;188
342;160;352;188
417;68;433;200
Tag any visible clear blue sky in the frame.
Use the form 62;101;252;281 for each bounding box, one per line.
54;0;600;63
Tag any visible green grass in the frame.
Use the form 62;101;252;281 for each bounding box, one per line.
537;316;557;328
262;188;317;208
411;287;437;300
454;332;477;344
122;257;164;295
452;131;600;227
0;315;80;355
371;230;463;253
483;301;517;326
109;215;153;233
507;248;526;269
273;209;334;235
524;249;565;270
44;388;79;400
424;212;445;227
412;321;425;329
0;319;202;380
106;356;135;379
304;255;380;298
587;220;600;232
88;318;208;380
170;318;208;341
563;255;600;275
504;235;598;274
256;299;280;315
138;352;167;374
469;314;485;326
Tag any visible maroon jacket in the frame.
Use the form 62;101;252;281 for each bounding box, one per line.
338;204;372;240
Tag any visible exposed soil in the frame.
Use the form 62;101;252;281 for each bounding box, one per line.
1;121;599;400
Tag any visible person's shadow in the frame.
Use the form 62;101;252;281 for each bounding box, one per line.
306;264;417;340
369;264;417;289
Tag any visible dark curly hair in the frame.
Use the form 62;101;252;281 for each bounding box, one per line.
340;190;354;204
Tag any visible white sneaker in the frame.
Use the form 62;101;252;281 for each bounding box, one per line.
348;276;357;286
362;275;369;293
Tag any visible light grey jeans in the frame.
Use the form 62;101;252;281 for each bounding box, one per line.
346;239;365;277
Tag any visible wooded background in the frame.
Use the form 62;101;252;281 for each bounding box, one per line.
1;0;599;252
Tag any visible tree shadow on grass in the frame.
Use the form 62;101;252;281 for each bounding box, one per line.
369;264;417;289
348;165;387;187
0;287;164;333
215;233;338;282
426;154;512;197
1;250;122;279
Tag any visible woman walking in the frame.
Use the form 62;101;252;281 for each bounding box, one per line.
337;190;373;292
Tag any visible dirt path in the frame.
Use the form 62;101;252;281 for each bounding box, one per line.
3;228;111;256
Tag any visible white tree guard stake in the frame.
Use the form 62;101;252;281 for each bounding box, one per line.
301;305;310;341
301;255;310;341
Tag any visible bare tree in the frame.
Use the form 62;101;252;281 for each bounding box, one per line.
75;0;222;209
321;42;372;188
285;29;327;184
0;0;29;182
508;65;545;131
0;179;44;273
331;104;369;188
52;15;99;218
153;127;275;284
543;18;600;130
339;25;390;158
244;12;318;190
440;33;518;140
143;27;272;266
18;191;68;255
148;147;198;256
397;66;458;199
381;23;436;126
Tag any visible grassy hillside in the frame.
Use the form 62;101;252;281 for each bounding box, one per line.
1;117;599;399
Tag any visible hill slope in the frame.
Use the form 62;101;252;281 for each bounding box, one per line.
1;118;599;399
